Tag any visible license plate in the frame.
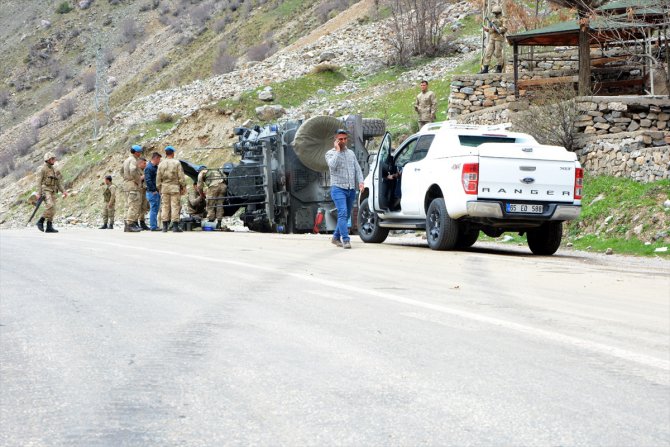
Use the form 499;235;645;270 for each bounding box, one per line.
507;203;543;213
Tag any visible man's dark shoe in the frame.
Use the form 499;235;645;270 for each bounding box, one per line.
99;223;108;229
36;217;45;232
215;220;221;230
162;222;169;232
108;223;114;229
478;65;489;74
343;241;352;249
139;220;150;231
172;222;183;233
125;222;141;233
45;221;59;233
495;65;502;73
331;238;342;247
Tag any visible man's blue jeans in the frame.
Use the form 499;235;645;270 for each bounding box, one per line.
146;191;161;230
331;186;356;242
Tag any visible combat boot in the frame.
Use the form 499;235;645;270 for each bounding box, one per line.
108;222;114;229
99;222;108;229
495;65;503;73
214;219;221;230
162;222;169;232
172;222;183;233
45;220;59;233
478;65;489;74
124;221;141;233
36;217;45;232
139;219;150;231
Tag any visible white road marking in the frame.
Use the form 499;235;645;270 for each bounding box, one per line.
70;238;670;371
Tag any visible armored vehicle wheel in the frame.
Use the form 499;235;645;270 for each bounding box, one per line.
362;118;386;138
455;226;479;249
527;221;562;255
357;198;389;243
426;198;459;250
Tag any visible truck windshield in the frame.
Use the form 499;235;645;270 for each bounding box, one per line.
458;135;516;147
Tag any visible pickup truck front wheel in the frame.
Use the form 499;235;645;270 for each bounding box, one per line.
426;198;459;250
527;221;563;255
358;198;389;243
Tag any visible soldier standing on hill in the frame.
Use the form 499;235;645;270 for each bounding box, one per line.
35;151;68;233
414;80;437;129
122;144;143;233
156;145;186;232
99;175;116;229
479;5;507;74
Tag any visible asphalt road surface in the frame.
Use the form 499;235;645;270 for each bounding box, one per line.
1;228;669;447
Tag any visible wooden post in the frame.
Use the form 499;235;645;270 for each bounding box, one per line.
514;43;519;98
578;17;591;96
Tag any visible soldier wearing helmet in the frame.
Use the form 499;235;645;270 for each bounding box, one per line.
35;151;68;233
479;5;507;74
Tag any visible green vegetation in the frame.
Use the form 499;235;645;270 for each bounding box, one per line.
218;70;346;120
56;1;73;14
143;120;177;140
456;14;482;37
60;147;106;187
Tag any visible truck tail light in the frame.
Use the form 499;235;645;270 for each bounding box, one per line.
462;163;479;195
574;168;583;200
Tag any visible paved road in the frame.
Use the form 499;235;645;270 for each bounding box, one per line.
1;229;668;446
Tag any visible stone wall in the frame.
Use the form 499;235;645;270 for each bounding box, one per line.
453;95;670;182
448;74;517;119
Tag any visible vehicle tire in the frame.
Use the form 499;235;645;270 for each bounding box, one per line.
455;227;479;249
362;118;386;139
426;198;459;250
357;198;389;243
527;221;563;255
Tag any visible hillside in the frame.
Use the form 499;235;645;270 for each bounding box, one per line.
0;0;667;256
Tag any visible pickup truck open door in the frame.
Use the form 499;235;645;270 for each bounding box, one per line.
372;132;392;211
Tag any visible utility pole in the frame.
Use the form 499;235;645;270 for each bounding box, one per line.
93;34;110;139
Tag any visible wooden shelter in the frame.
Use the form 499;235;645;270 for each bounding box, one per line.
506;0;669;96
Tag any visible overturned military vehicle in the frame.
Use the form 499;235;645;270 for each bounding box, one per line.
183;115;385;233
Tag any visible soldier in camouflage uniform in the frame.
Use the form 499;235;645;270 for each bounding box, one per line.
122;144;143;233
99;175;117;229
35;151;68;233
156;145;186;232
196;167;228;230
480;5;507;74
137;157;150;230
414;80;437;129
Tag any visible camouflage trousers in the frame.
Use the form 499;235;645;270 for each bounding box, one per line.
40;191;57;220
102;204;115;222
206;183;227;221
161;192;181;223
483;37;504;66
125;190;141;223
140;189;149;221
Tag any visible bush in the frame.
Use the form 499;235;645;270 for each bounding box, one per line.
312;63;339;74
213;17;229;33
14;131;38;156
158;112;175;123
31;112;50;129
0;90;9;108
58;98;76;120
190;3;213;27
246;41;276;62
213;46;237;74
0;153;16;178
55;144;71;157
56;1;73;14
151;57;170;73
82;70;96;93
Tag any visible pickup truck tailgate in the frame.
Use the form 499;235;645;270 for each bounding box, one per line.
477;143;577;203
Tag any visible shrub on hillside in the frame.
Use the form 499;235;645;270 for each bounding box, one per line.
0;153;16;178
0;90;9;108
56;1;73;14
108;0;121;5
158;112;175;123
312;63;339;74
31;112;50;129
213;52;237;75
58;98;77;120
14;131;38;156
55;144;71;157
214;17;230;33
190;3;213;27
246;41;276;62
82;70;96;93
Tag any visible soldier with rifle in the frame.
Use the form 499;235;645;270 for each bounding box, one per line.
479;5;507;74
34;151;68;233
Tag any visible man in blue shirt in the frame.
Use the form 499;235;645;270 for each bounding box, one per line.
144;152;162;231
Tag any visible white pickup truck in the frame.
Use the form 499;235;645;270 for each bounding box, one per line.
357;122;583;255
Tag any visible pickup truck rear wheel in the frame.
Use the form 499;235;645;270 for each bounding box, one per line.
357;198;389;243
455;227;479;249
527;221;563;255
426;198;459;250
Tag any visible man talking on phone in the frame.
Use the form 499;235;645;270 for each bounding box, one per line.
325;129;365;249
